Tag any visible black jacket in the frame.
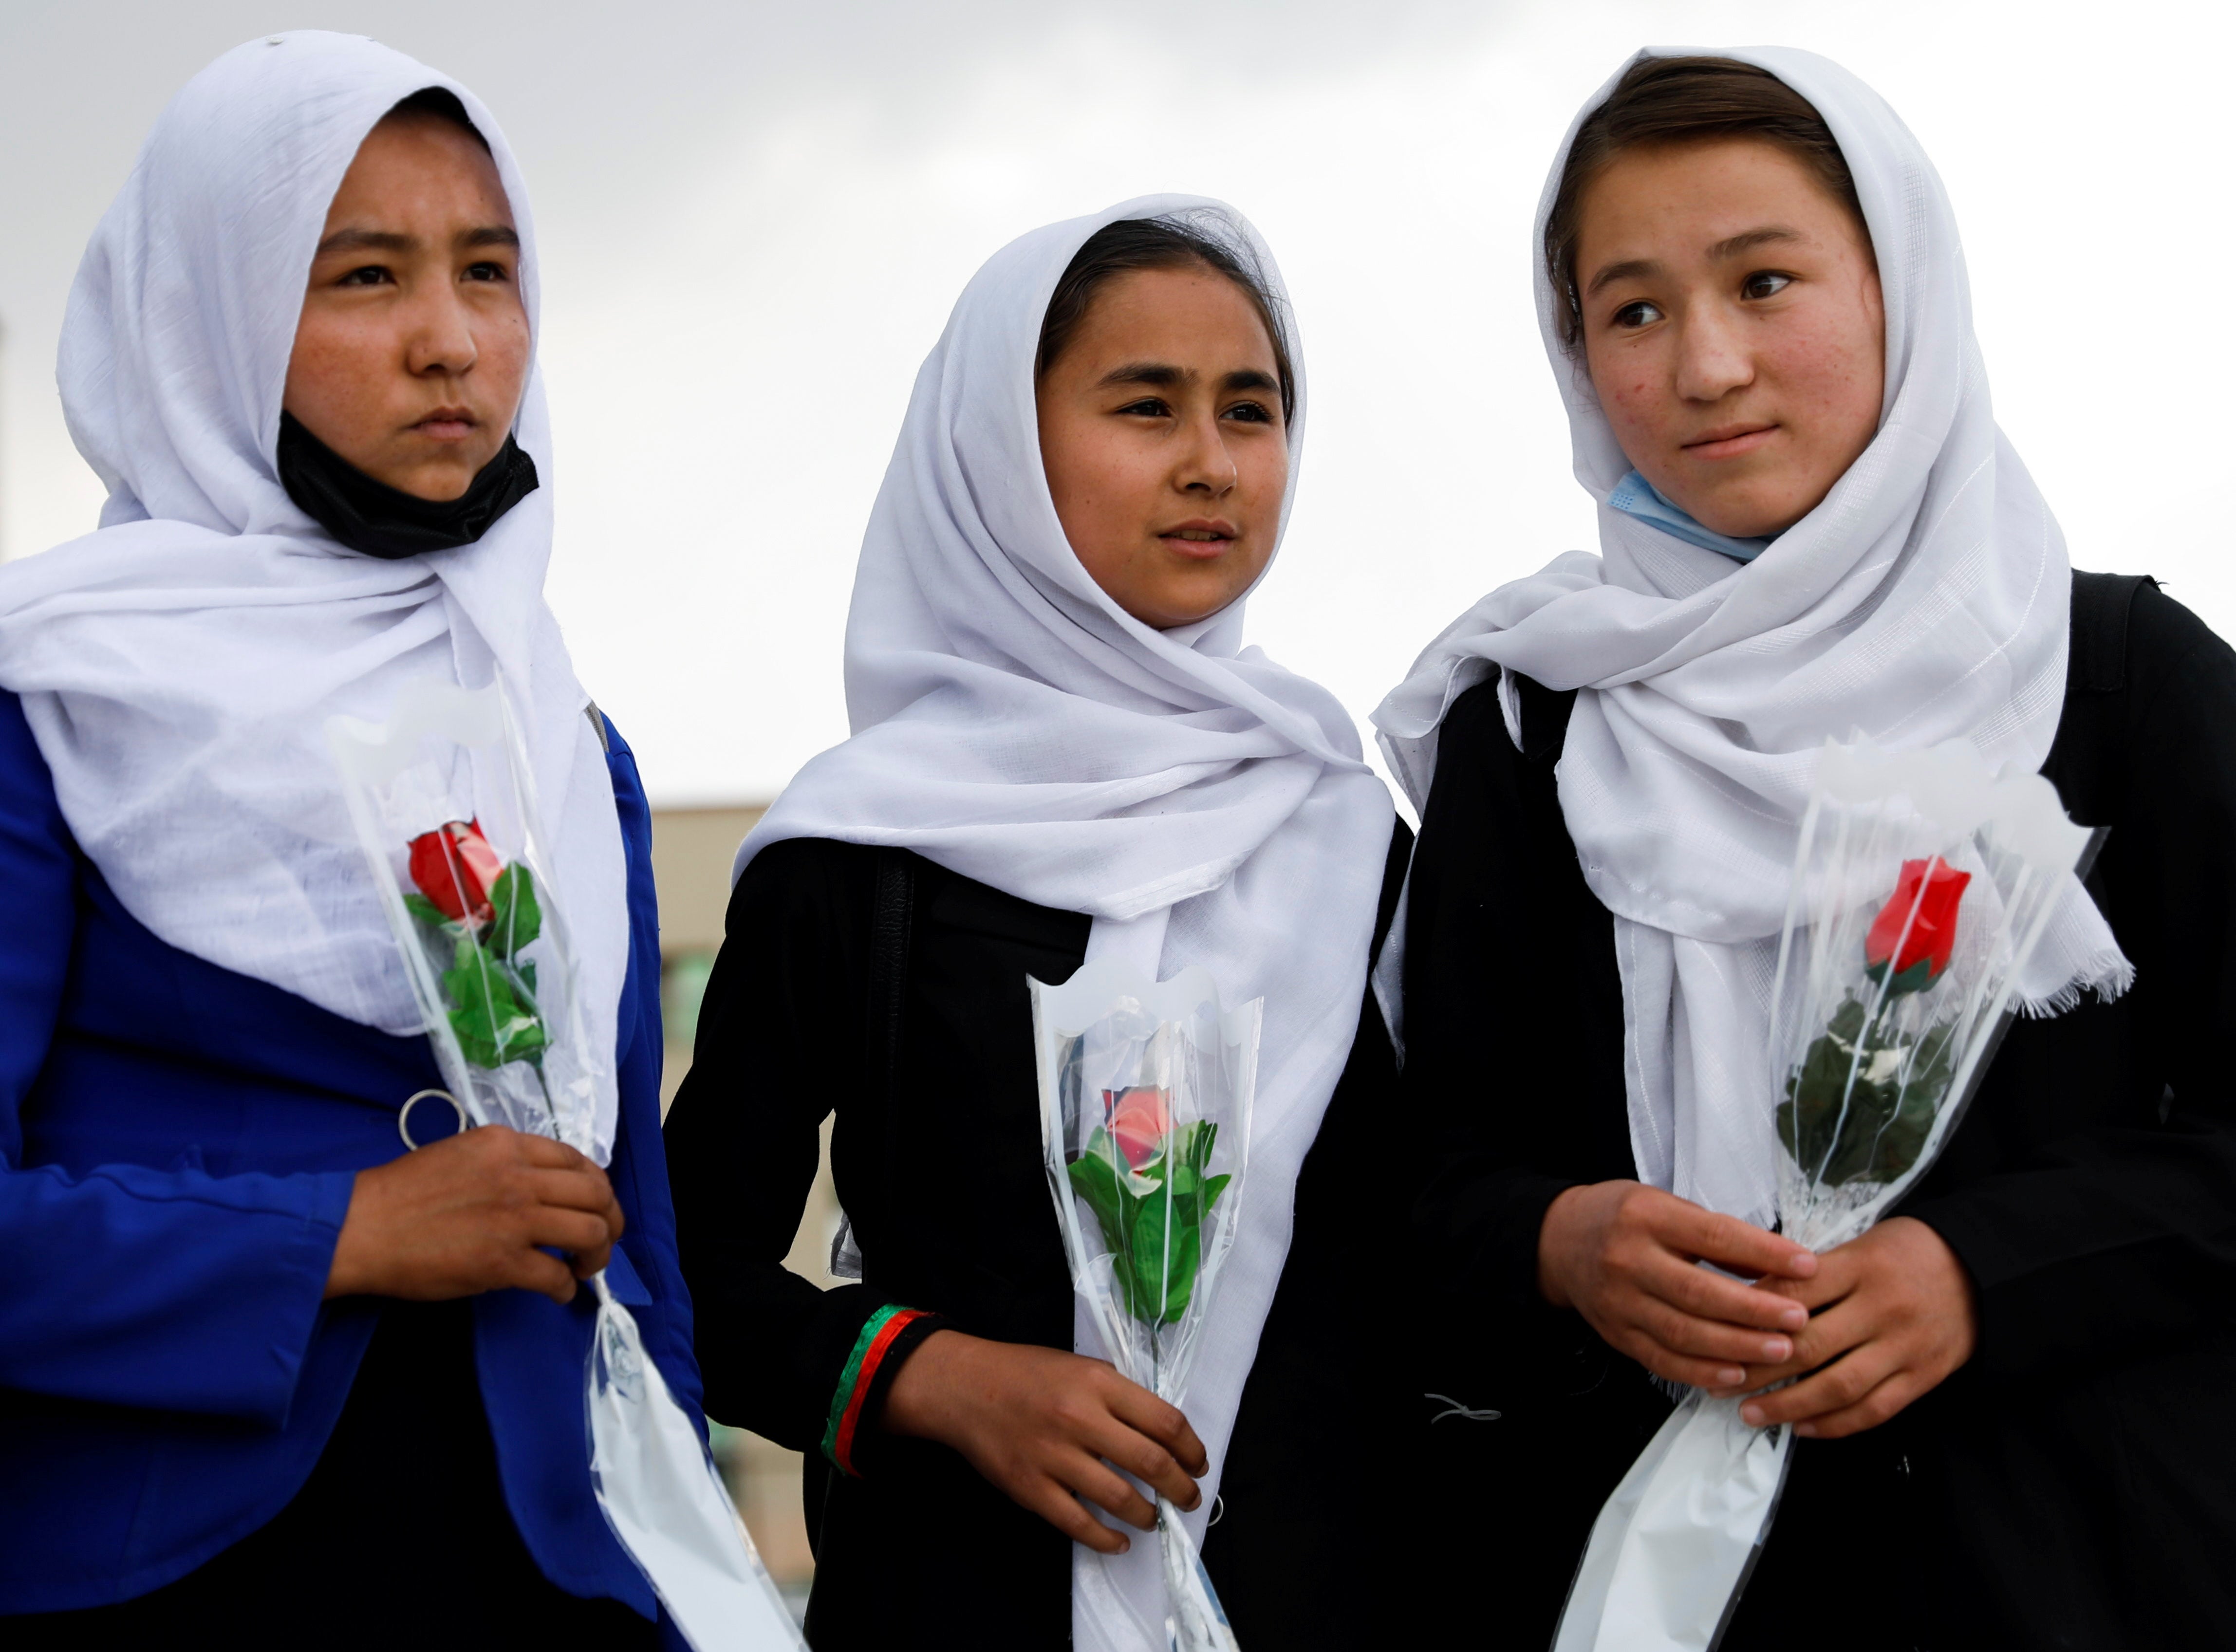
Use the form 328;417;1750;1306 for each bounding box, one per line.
1396;575;2236;1651
669;829;1409;1649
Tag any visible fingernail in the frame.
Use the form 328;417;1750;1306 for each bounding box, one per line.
1760;1337;1789;1361
1782;1306;1808;1329
1115;1539;1130;1554
1795;1423;1819;1438
1790;1254;1819;1277
1740;1403;1764;1426
1716;1367;1746;1388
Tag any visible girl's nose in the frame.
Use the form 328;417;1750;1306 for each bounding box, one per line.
405;291;480;379
1674;306;1754;404
1174;415;1238;495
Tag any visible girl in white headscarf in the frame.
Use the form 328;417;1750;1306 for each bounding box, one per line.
667;201;1401;1650
0;34;695;1643
1378;48;2236;1648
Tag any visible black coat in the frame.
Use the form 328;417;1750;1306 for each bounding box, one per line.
668;830;1409;1650
1396;575;2236;1651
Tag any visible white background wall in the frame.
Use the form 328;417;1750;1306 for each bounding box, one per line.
3;0;2227;806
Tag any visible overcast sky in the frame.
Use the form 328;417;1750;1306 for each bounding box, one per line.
3;0;2228;804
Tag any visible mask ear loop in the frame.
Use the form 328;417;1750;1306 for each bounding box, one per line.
1426;1392;1502;1424
399;1087;470;1150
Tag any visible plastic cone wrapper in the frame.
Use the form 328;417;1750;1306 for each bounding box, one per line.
1554;739;2105;1652
1033;960;1262;1652
328;676;801;1652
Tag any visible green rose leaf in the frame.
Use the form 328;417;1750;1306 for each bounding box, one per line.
1068;1118;1231;1326
487;863;542;959
443;932;549;1070
404;892;456;931
1067;1146;1130;1254
1175;1119;1218;1176
1863;955;1939;999
1124;1185;1206;1324
1780;995;1958;1188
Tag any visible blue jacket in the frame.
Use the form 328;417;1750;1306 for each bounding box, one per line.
0;689;699;1616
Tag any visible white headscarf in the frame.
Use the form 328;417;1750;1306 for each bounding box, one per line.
1374;47;2129;1228
740;196;1394;1648
0;32;630;1159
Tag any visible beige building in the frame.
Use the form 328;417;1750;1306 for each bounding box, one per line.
649;805;836;1602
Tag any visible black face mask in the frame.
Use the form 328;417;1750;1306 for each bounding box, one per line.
276;411;540;559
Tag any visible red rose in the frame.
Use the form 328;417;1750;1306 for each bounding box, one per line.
1864;856;1970;982
408;818;503;925
1104;1086;1172;1171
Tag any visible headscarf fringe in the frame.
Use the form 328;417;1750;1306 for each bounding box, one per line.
2016;955;2137;1020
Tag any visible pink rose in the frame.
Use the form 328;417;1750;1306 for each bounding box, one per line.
1104;1087;1171;1170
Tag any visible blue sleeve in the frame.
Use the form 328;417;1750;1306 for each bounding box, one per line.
595;714;707;1423
0;693;353;1424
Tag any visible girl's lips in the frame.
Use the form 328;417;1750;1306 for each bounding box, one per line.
1683;424;1778;462
1159;519;1238;560
1158;533;1234;561
412;414;478;442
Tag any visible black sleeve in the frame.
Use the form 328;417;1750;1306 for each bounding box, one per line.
666;838;902;1455
1906;583;2236;1380
1400;677;1637;1377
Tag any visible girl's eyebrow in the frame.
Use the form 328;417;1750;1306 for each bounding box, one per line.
317;226;412;255
314;223;519;255
1707;225;1802;261
1585;257;1657;297
1585;225;1804;297
1098;361;1186;390
1095;364;1279;395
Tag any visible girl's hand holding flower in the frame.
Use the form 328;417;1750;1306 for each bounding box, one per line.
1538;1180;1818;1392
1740;1216;1977;1438
325;1125;623;1305
880;1331;1207;1555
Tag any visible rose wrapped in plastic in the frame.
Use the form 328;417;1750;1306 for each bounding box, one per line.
1033;961;1259;1652
1066;1085;1233;1326
1775;856;1970;1192
328;676;801;1652
1555;741;2106;1652
402;817;551;1078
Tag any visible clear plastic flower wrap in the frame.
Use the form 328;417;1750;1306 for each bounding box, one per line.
1554;739;2104;1652
327;676;801;1652
1032;959;1262;1652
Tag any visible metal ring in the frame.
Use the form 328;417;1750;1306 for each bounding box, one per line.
398;1088;469;1151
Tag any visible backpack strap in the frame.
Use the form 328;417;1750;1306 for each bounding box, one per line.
2047;573;2158;828
868;850;915;1228
2068;572;2155;695
870;851;915;1091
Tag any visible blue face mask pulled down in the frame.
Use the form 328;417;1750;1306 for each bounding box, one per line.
1607;470;1773;563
